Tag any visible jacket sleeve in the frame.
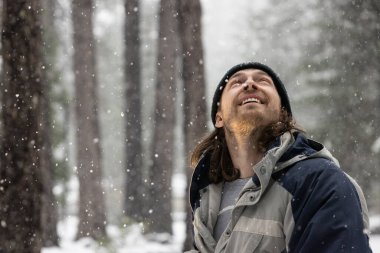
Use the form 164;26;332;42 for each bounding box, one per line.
285;159;372;252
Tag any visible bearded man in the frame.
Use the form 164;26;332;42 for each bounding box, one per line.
186;62;372;253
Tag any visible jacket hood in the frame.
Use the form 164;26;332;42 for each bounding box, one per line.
189;132;339;211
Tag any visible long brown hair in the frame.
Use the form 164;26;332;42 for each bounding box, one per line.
190;109;304;183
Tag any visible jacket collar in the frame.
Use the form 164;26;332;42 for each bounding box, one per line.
189;131;338;210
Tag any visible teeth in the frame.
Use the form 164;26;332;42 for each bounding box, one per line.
242;97;260;104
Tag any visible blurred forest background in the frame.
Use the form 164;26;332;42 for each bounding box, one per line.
0;0;379;252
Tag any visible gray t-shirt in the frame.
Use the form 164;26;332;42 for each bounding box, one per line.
213;178;250;241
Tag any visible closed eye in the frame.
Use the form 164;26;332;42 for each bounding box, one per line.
257;78;272;85
230;78;244;87
231;81;242;87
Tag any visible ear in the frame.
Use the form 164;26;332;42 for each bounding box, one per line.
215;112;224;128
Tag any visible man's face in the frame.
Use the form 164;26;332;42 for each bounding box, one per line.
215;69;282;133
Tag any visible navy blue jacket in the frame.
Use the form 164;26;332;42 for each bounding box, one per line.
187;132;372;253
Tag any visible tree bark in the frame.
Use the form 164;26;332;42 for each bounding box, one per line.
145;0;178;234
124;0;144;222
0;0;46;252
72;0;107;241
177;0;207;250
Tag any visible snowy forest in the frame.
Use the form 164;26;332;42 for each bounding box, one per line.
0;0;379;252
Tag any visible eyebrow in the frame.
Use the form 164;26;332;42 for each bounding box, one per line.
229;72;245;80
229;70;270;80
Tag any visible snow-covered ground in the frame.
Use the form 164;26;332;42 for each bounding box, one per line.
45;173;380;252
44;175;380;252
43;215;380;253
42;212;185;253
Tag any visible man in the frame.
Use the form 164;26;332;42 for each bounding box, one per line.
186;62;372;252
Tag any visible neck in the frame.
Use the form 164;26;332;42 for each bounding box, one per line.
224;127;264;178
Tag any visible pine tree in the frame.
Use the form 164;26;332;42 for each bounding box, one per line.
40;0;59;245
0;0;46;252
302;0;380;194
145;0;178;234
124;0;144;222
72;0;107;240
177;0;207;249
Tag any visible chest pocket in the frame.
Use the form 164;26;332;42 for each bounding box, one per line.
223;232;263;253
225;216;285;253
234;216;284;237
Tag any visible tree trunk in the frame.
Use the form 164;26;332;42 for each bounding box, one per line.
0;0;46;252
177;0;207;250
40;0;59;246
145;0;178;234
124;0;144;223
0;0;2;45
40;87;59;246
72;0;107;241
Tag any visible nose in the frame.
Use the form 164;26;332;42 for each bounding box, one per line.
243;80;257;91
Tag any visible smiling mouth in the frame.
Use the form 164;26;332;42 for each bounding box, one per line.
242;97;261;105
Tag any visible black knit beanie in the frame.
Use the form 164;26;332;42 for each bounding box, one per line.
211;62;292;126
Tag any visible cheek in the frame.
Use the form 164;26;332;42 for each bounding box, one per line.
270;94;282;116
268;106;281;119
273;93;281;109
219;93;232;112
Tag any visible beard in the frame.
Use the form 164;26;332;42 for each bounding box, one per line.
225;103;283;136
219;99;283;141
223;108;292;154
227;111;267;136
